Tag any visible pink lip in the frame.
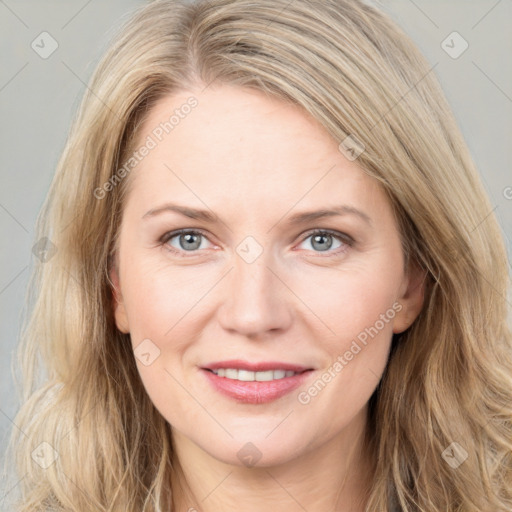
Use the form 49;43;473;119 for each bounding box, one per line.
203;360;312;373
200;360;314;404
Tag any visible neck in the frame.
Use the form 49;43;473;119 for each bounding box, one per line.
170;407;374;512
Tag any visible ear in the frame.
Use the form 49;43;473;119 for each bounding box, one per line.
110;263;130;334
393;260;426;334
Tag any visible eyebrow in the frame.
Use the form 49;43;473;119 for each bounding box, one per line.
142;202;372;226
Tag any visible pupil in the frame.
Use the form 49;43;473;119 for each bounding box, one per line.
181;233;200;250
312;233;332;251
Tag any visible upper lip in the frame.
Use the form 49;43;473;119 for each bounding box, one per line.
202;360;313;373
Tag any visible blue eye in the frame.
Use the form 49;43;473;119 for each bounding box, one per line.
297;229;353;255
161;229;212;255
160;228;353;257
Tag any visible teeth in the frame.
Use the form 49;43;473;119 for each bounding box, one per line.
269;370;284;380
238;369;255;381
225;369;238;379
256;370;275;381
211;368;299;381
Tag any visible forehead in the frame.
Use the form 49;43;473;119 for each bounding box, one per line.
123;84;384;217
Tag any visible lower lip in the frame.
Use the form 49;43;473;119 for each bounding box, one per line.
202;369;312;404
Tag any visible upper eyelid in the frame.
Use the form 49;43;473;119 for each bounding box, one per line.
160;228;214;246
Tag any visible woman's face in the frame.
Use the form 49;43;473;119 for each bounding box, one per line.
111;84;423;467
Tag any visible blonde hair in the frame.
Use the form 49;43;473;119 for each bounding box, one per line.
5;0;511;510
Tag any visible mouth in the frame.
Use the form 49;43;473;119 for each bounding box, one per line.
207;368;301;381
201;360;314;404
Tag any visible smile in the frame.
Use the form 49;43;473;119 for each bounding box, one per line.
201;360;314;404
209;368;299;381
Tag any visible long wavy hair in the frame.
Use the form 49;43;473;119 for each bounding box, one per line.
4;0;511;510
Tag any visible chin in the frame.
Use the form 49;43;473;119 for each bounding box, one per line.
190;426;316;469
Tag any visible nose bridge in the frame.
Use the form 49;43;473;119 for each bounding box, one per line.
218;240;291;336
234;250;273;299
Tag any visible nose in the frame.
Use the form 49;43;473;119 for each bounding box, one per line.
217;248;293;338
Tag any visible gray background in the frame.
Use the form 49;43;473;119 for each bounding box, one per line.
1;0;511;505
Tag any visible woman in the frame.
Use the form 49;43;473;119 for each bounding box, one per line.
5;0;511;510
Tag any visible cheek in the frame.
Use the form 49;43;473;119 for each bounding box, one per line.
290;254;403;343
290;255;401;420
122;241;403;356
121;238;402;389
122;255;216;341
119;260;215;426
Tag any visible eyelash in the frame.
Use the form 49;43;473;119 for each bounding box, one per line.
159;228;354;258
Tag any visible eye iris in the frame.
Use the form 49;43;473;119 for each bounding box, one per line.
180;232;201;251
311;233;333;251
170;231;341;253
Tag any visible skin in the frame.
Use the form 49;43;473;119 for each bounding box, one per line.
111;83;424;511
